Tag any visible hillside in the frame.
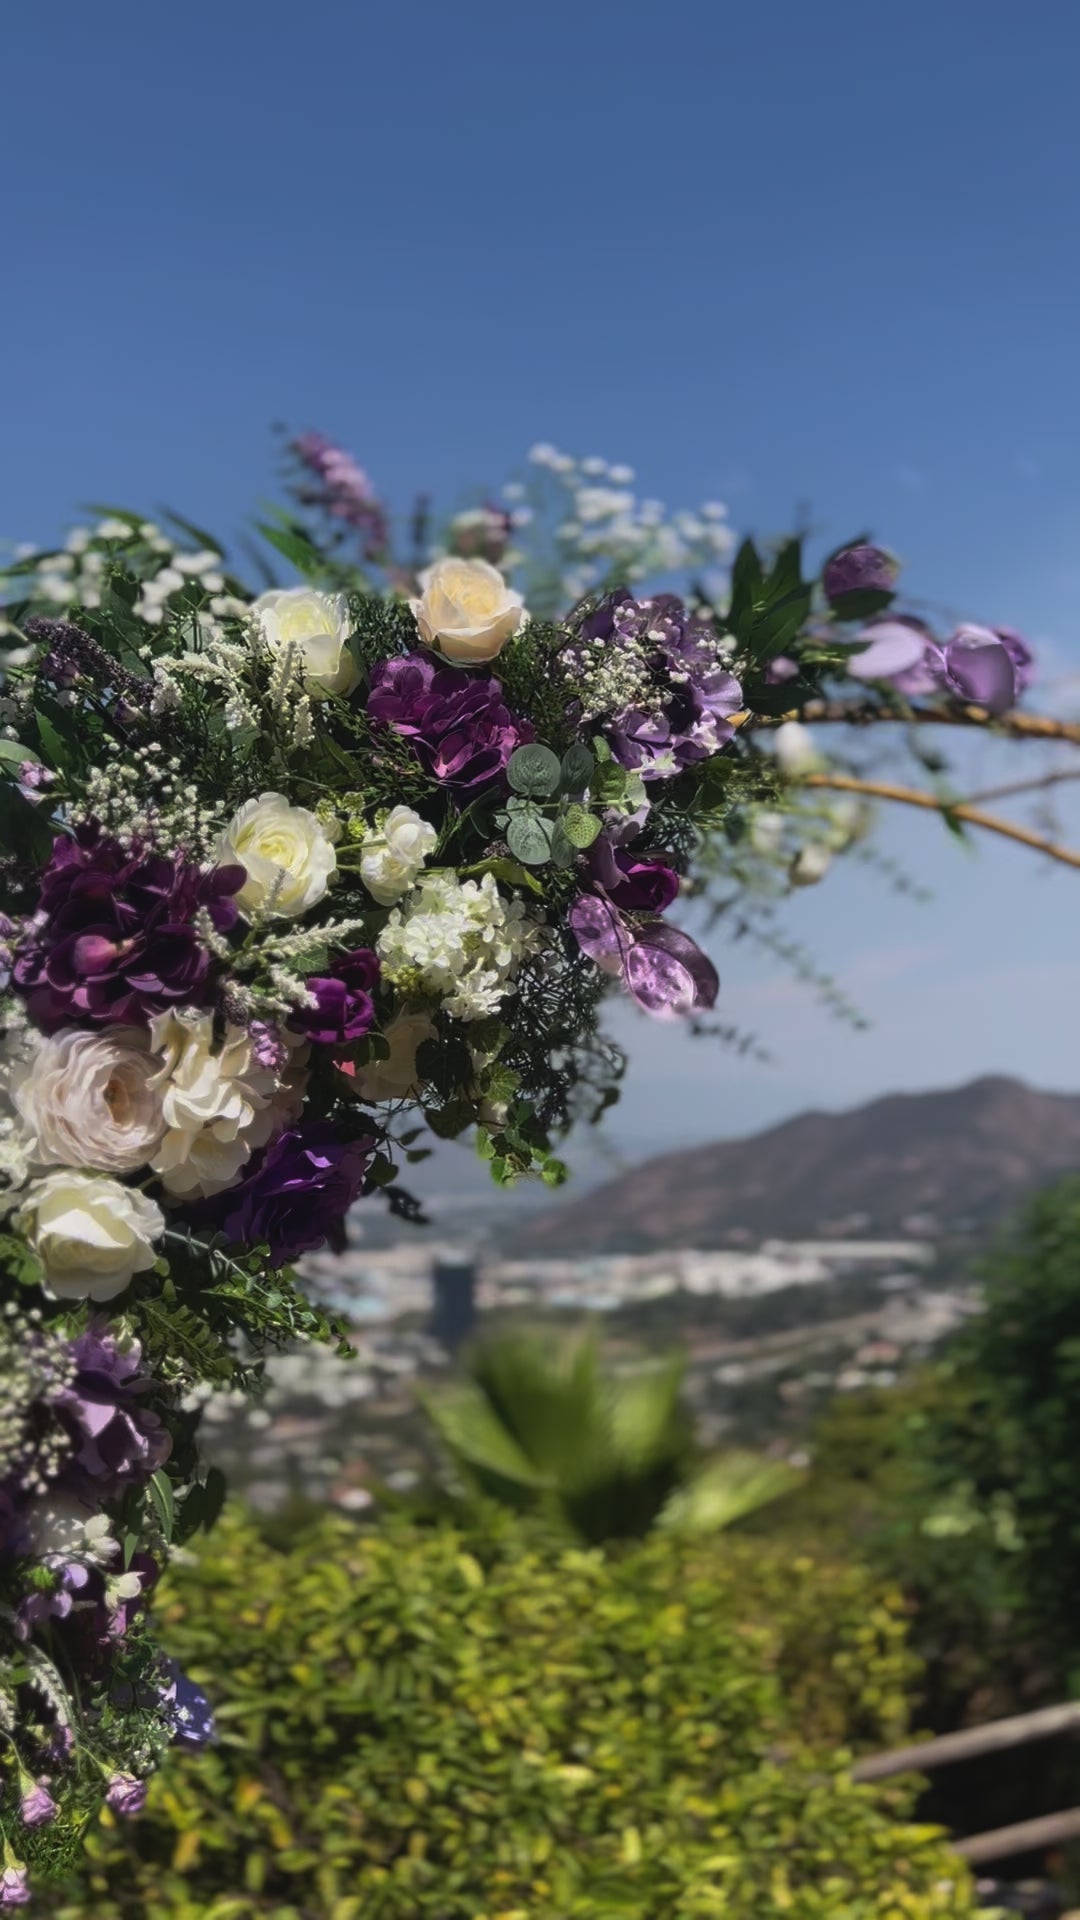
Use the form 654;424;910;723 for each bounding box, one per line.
517;1077;1080;1253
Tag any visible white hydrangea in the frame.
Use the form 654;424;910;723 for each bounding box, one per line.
377;872;542;1022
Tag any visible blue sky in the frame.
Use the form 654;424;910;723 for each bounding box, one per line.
6;0;1080;1165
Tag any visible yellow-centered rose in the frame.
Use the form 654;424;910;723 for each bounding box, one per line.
409;557;525;665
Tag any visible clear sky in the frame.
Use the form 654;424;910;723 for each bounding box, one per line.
6;0;1080;1171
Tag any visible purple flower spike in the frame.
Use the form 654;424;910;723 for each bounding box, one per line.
367;653;530;791
942;624;1021;715
823;543;899;605
191;1122;374;1267
105;1772;147;1818
290;948;380;1046
19;1784;57;1829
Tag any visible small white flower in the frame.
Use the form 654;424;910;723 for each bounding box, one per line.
25;1494;117;1566
353;1011;437;1103
581;456;608;476
96;517;134;541
65;528;90;555
409;557;525;666
359;806;438;906
7;1026;165;1175
608;463;636;484
218;791;338;920
378;871;541;1021
16;1171;164;1303
251;586;358;698
174;550;222;577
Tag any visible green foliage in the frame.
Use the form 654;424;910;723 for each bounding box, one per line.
420;1327;801;1544
57;1507;975;1919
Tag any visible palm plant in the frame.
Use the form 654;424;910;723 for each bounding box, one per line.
419;1326;800;1545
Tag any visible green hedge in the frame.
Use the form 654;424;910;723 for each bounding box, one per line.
60;1508;977;1919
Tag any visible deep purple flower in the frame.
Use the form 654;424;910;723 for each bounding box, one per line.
941;623;1030;714
58;1328;170;1498
289;948;380;1046
192;1122;374;1267
19;1784;56;1829
157;1658;216;1749
569;894;718;1020
587;839;680;914
12;828;245;1032
105;1772;147;1818
822;544;899;605
367;653;530;790
571;593;742;780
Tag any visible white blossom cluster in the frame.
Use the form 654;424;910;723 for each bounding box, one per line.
519;446;735;613
377;870;542;1022
5;518;244;628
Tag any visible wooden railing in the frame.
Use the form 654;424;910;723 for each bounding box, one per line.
853;1700;1080;1865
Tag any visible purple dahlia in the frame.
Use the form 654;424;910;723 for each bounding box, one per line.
289;947;380;1046
12;829;245;1031
366;653;530;790
191;1121;374;1267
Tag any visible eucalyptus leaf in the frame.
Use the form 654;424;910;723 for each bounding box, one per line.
506;811;554;865
559;743;595;794
560;803;602;849
507;743;561;798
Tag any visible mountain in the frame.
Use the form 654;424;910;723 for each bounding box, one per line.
516;1077;1080;1254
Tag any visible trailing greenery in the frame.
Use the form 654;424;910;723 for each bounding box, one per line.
57;1507;977;1920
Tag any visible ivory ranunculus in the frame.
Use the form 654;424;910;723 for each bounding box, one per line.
353;1011;436;1103
409;557;525;665
218;792;337;919
359;806;438;906
148;1009;281;1199
251;587;359;698
9;1027;165;1175
16;1171;164;1303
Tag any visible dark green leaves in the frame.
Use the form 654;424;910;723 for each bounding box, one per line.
558;743;595;794
507;743;561;798
724;536;813;665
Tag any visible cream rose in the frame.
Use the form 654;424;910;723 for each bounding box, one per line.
9;1027;165;1175
148;1009;287;1199
359;806;438;906
17;1171;164;1303
409;557;525;664
251;587;359;698
353;1011;436;1103
218;792;337;919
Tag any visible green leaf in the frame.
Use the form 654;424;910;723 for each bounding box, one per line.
158;507;224;555
726;538;765;640
254;520;324;579
420;1381;552;1492
657;1453;802;1536
548;824;577;869
0;739;39;768
464;857;545;897
560;803;602;850
35;709;72;773
559;743;595;794
507;743;561;798
828;587;896;622
506;811;554;866
149;1469;175;1544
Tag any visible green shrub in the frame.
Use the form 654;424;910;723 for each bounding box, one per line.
59;1507;976;1919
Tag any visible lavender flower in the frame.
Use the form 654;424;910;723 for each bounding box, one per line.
0;1863;30;1908
846;616;938;688
366;653;530;790
58;1328;171;1497
19;1783;56;1829
105;1772;147;1818
569;894;718;1019
289;948;380;1046
157;1658;215;1749
941;623;1031;714
191;1122;374;1266
12;829;245;1031
290;431;389;559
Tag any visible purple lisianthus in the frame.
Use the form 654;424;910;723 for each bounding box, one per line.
105;1772;147;1818
19;1784;56;1829
57;1328;170;1498
367;653;530;790
571;593;743;780
192;1122;374;1267
289;948;379;1046
941;623;1031;714
12;828;245;1032
569;894;718;1020
823;543;899;605
587;838;680;914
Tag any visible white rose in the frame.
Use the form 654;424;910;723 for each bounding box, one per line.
359;806;438;906
148;1009;281;1199
409;557;525;664
218;792;337;919
252;587;359;697
773;720;820;775
353;1012;436;1103
9;1027;165;1175
16;1171;164;1303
